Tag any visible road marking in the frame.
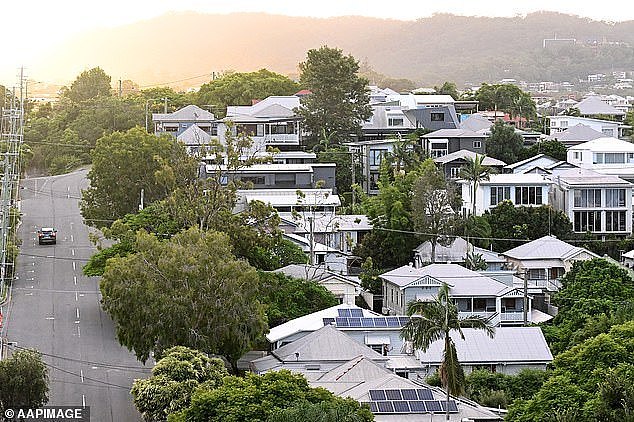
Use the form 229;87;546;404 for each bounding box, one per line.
45;317;55;320
72;262;76;271
80;369;84;383
71;234;74;243
82;395;85;407
25;293;33;296
77;325;81;338
73;276;77;285
71;249;75;256
75;292;78;301
76;308;80;319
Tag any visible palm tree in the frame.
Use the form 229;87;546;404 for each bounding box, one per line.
401;283;495;421
459;154;492;218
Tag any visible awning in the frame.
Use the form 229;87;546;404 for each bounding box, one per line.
365;335;391;346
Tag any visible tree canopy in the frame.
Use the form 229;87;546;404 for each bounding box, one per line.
486;120;525;164
297;46;372;146
0;349;49;413
475;83;536;118
521;139;567;162
100;228;268;364
196;69;299;118
63;67;112;103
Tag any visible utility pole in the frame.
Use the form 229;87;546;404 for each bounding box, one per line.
118;79;123;97
163;97;168;114
139;188;144;211
523;270;528;326
308;216;314;266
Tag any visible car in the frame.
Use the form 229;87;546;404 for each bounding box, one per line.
37;227;57;245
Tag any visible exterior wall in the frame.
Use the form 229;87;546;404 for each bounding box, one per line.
550;116;620;137
464;183;551;216
321;279;357;305
420;363;548;378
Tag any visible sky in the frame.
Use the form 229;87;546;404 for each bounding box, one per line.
2;0;632;84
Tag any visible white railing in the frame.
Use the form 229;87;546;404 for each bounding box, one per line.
261;134;300;144
500;311;525;322
530;278;561;291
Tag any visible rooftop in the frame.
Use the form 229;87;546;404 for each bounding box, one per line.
549;123;604;142
568;137;634;153
576;96;625;116
502;235;597;261
434;150;506;166
550;168;632;186
153;104;215;122
422;128;486;138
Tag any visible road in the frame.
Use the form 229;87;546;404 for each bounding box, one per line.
0;169;149;421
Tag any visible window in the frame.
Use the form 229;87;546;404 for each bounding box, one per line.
473;298;487;312
503;298;518;310
274;173;296;187
561;121;568;128
515;186;543;205
574;189;602;207
369;149;387;166
572;151;581;160
602;128;615;137
593;153;626;164
528;269;547;280
388;117;404;126
606;189;626;207
450;167;461;179
431;112;444;121
241;176;265;185
574;211;602;232
606;211;627;232
490;186;511;206
473;140;482;149
430;141;448;158
369;172;380;191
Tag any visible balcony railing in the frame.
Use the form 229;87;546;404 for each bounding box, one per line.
500;311;525;322
529;278;562;291
259;134;300;144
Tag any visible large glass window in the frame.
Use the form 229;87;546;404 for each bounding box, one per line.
593;153;627;164
388;118;404;126
369;149;387;166
606;189;626;207
574;189;602;207
490;186;511;205
430;141;448;158
606;211;627;232
574;211;602;232
515;186;543;205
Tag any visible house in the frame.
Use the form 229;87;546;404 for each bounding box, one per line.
548;123;605;147
503;154;559;174
380;264;535;326
415;327;553;376
202;163;336;190
422;128;488;158
549;168;633;235
460;173;551;216
282;233;351;273
273;264;360;305
279;213;372;254
566;137;634;182
501;235;598;291
253;325;502;421
413;237;506;271
219;96;302;155
345;139;397;194
360;105;417;142
153;104;217;137
549;115;626;138
460;113;543;144
176;125;212;155
401;106;461;131
434;150;506;180
574;96;626;121
234;188;340;214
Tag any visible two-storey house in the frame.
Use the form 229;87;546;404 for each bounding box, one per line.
434;150;506;180
152;105;218;154
421;129;487;159
567;137;634;182
549;116;626;138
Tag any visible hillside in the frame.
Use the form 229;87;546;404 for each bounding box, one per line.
35;11;634;88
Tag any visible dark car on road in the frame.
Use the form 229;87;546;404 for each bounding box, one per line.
37;227;57;245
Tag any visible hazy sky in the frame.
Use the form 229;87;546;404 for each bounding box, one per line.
2;0;632;84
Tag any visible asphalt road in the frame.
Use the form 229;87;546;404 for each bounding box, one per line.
0;169;149;421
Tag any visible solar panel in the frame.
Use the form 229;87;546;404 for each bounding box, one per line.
399;316;410;326
401;389;418;401
440;400;459;413
392;401;410;413
417;388;434;400
338;309;352;318
361;317;374;327
350;308;364;317
369;390;386;401
408;400;426;412
348;317;362;327
369;402;378;413
385;389;402;400
425;400;442;412
376;401;395;413
373;317;388;327
335;317;349;327
323;317;335;326
386;317;400;327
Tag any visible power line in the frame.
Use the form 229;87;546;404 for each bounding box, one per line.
138;73;213;89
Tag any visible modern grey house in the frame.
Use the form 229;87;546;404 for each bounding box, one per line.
422;128;488;158
202;163;336;190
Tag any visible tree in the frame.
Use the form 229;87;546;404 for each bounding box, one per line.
486;120;525;164
258;272;338;328
459;154;492;217
268;398;374;422
316;145;357;195
297;46;372;146
522;139;567;162
401;283;495;420
100;228;268;364
169;370;356;422
81;127;198;226
131;346;228;422
411;159;460;263
0;349;49;412
63;67;112;103
433;82;460;100
196;69;299;117
359;257;382;295
475;83;535;119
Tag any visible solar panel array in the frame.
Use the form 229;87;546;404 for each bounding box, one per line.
363;389;459;414
323;316;410;328
338;308;365;318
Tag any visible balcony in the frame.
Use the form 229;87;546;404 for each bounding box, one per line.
529;278;562;291
500;311;526;322
260;134;300;145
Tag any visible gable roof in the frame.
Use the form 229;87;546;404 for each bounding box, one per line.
153;104;215;121
568;137;634;153
416;327;553;364
502;235;597;261
460;113;493;132
273;264;359;286
433;150;506;166
503;154;557;171
414;237;505;264
176;124;212;146
380;263;511;296
550;123;605;142
576;96;625;116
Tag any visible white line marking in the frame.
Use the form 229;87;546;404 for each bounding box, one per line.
70;234;74;242
25;293;33;296
82;395;86;407
71;249;75;256
72;262;76;271
80;369;84;383
77;325;81;337
74;276;77;285
75;292;78;301
76;308;80;319
45;317;55;320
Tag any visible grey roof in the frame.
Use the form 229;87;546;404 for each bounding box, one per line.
503;235;597;261
460;113;493;132
363;106;415;130
422;128;487;139
176;124;212;146
153;104;215;122
273;264;358;285
504;154;557;170
550;123;605;142
414;237;505;264
401;106;460;130
434;150;506;166
576;96;625;116
416;327;553;364
380;263;511;296
551;168;633;186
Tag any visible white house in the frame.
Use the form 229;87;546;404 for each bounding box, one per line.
380;264;534;326
549;168;633;235
273;264;360;305
566;137;634;182
413;237;506;271
460;173;551;216
503;154;560;174
549;116;626;138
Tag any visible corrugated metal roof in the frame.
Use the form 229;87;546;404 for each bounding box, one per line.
433;149;506;166
576;96;625;116
550;124;604;141
502;235;597;260
568;137;634;152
